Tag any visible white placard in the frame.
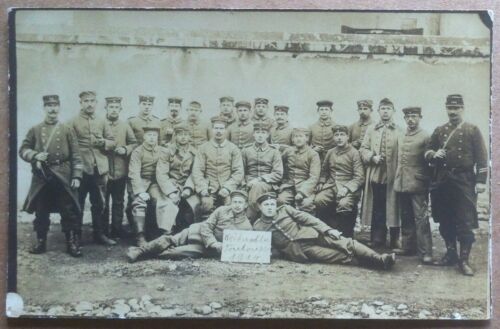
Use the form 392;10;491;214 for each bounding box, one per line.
220;230;272;264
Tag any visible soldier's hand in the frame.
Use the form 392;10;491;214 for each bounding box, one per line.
70;179;80;189
168;191;180;204
219;188;230;198
475;183;486;194
200;189;210;197
337;186;349;198
316;183;324;192
313;145;324;153
115;147;127;155
212;242;223;254
434;149;447;159
295;193;304;202
34;152;49;162
93;137;105;147
326;229;342;239
337;197;351;210
181;188;192;199
138;192;150;201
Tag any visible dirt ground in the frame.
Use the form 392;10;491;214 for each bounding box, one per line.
12;215;490;320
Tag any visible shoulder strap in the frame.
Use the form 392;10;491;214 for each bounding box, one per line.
443;121;464;149
43;123;60;152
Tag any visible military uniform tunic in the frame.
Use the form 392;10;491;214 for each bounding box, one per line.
186;119;211;148
160;116;183;146
425;121;488;244
227;120;255;149
270;122;293;148
309;118;337;160
127;114;161;144
348;118;374;149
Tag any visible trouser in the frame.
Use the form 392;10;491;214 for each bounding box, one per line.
200;192;230;220
278;187;315;213
329;209;357;239
295;234;355;264
33;178;81;235
399;192;433;258
78;171;107;235
371;183;389;245
431;171;478;244
247;181;274;221
102;177;127;235
131;183;179;235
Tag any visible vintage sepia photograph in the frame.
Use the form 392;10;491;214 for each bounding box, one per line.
8;9;491;320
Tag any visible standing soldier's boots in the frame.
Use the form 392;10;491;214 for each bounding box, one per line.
66;231;82;257
459;242;474;276
134;215;147;247
29;232;47;254
126;235;173;263
433;240;458;266
352;241;396;270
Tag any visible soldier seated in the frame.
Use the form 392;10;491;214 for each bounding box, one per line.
126;190;252;262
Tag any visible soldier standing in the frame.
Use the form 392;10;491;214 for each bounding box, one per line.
253;193;396;270
68;91;117;246
349;99;375;149
102;97;138;239
127;95;160;144
393;107;433;264
126;190;252;262
192;116;244;221
156;123;199;232
425;94;487;276
251;98;275;128
270;105;293;150
227;101;254;149
218;96;237;128
19;95;83;257
160;97;184;145
241;122;283;220
128;125;174;246
309;100;337;162
314;125;364;238
185;101;211;148
360;98;403;249
278;128;321;213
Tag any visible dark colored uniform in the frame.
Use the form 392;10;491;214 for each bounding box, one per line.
425;121;487;244
19;121;83;235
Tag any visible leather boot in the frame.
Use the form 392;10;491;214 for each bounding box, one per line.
29;232;47;254
126;235;173;263
389;227;401;250
352;240;396;270
134;215;147;247
94;232;117;246
433;239;458;266
459;242;474;276
66;231;82;257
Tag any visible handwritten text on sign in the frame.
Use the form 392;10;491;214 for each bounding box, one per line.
221;230;272;264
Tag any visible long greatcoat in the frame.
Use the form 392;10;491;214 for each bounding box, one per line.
19;121;83;213
360;121;403;228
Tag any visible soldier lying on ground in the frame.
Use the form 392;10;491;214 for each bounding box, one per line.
126;190;252;262
253;192;396;270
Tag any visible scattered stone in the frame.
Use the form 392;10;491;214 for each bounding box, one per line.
156;309;176;317
112;303;130;318
156;284;165;291
335;312;354;319
372;300;384;306
168;264;178;271
147;305;163;315
255;310;266;316
397;303;408;310
307;294;322;302
333;303;347;311
228;311;240;317
360;303;376;318
75;301;93;313
175;308;187;316
192;262;200;267
209;302;222;310
141;295;152;302
312;300;329;308
381;304;395;312
418;310;432;319
452;312;462;319
144;268;154;275
47;306;65;316
194;305;212;315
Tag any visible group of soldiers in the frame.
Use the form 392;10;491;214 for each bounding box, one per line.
19;92;487;275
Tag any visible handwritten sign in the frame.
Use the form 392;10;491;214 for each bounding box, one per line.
220;230;272;264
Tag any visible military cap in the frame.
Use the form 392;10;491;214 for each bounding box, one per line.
43;95;60;105
173;122;189;133
316;100;333;107
332;125;349;134
79;91;96;99
230;190;248;200
219;96;234;103
379;98;394;107
189;101;202;108
402;106;422;115
142;125;161;133
253;122;271;132
291;127;311;136
257;192;277;204
274;105;289;113
105;97;122;104
235;101;252;109
357;99;373;108
446;94;464;107
210;115;229;126
139;95;155;103
168;97;183;104
254;98;269;105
